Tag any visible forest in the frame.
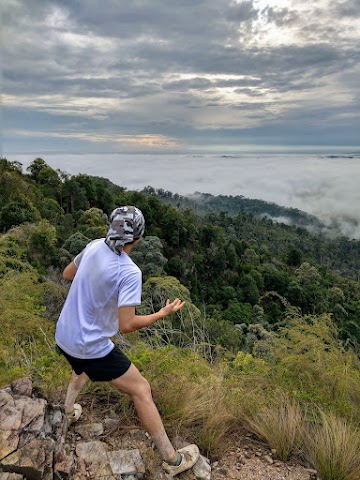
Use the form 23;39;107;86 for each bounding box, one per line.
1;157;360;480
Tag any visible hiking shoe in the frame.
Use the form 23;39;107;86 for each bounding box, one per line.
162;444;200;476
67;403;82;426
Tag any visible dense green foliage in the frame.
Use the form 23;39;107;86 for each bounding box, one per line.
1;156;360;349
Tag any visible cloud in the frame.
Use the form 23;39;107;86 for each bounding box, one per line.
2;0;360;153
11;153;360;239
336;0;360;17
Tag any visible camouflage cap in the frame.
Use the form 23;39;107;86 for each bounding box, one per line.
105;206;145;255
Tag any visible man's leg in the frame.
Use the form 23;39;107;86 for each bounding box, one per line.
64;370;89;415
110;364;178;464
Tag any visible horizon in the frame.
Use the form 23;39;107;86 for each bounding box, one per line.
4;146;360;156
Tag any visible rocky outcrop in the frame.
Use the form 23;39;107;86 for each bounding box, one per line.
0;379;148;480
0;378;64;480
1;377;314;480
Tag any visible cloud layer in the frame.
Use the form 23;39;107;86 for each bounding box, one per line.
3;0;360;153
14;153;360;239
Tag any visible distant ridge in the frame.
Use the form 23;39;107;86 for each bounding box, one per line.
142;187;329;234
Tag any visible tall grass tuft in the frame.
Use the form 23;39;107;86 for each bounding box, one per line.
176;379;236;453
244;396;303;461
304;411;360;480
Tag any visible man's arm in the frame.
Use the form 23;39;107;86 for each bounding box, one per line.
63;261;78;281
118;298;185;334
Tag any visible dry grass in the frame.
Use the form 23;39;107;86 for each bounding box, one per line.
151;375;237;453
176;378;236;453
244;396;303;461
304;411;360;480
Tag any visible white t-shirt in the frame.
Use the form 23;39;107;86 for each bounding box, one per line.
55;239;142;359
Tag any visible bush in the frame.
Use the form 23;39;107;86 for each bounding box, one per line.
0;270;69;390
254;314;360;420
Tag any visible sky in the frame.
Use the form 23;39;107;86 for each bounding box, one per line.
2;0;360;154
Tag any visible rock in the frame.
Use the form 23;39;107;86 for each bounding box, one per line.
192;454;211;480
264;455;274;464
104;418;118;431
11;379;32;398
75;422;104;437
75;442;114;479
53;450;75;479
0;381;70;480
43;404;67;440
0;392;22;461
1;438;53;480
75;441;109;463
0;391;22;431
86;460;113;478
107;449;145;477
0;392;46;459
107;410;119;420
71;457;88;480
0;430;20;462
14;397;46;433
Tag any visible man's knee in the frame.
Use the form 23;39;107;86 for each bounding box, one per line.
110;364;153;400
131;376;152;401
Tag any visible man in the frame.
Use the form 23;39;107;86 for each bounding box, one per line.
55;206;199;476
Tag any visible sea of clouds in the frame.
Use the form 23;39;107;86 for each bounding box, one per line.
13;153;360;239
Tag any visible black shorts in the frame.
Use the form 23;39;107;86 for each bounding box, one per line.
57;345;132;382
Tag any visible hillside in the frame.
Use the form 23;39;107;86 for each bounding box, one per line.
144;187;326;231
142;187;360;282
1;156;360;480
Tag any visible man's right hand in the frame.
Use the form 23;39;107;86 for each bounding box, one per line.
118;299;185;334
159;298;185;318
